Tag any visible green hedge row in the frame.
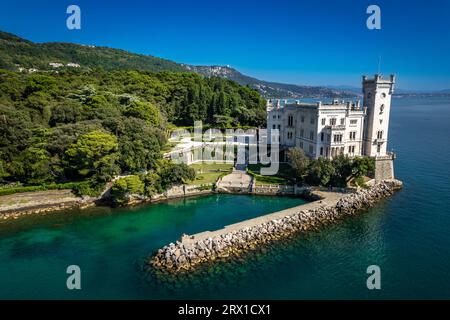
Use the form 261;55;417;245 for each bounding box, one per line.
0;182;82;196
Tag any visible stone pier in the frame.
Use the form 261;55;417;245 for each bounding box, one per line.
149;179;403;273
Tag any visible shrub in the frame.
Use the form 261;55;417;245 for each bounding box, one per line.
0;182;82;196
110;175;145;205
72;180;106;197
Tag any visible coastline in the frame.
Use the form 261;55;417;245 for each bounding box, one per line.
150;179;403;273
0;182;308;221
0;184;217;221
0;190;97;221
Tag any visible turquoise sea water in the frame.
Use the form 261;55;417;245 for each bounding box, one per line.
1;96;450;299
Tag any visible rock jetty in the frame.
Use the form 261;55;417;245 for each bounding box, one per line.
149;180;403;273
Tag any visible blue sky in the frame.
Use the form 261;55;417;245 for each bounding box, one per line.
0;0;449;90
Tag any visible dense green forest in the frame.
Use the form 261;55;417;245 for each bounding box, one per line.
0;67;266;194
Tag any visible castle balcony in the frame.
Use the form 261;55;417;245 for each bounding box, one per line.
374;151;396;160
374;138;387;144
324;125;346;131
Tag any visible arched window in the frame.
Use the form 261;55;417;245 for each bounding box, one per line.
380;104;385;114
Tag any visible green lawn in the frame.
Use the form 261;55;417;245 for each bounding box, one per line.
161;142;179;153
247;163;294;186
187;162;233;185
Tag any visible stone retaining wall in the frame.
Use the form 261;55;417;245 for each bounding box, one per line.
375;158;395;181
150;184;214;202
149;179;403;273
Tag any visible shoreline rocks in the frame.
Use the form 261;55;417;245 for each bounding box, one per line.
0;199;97;221
149;179;403;273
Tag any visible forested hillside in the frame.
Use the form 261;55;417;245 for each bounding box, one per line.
0;68;266;193
0;31;355;99
0;31;185;72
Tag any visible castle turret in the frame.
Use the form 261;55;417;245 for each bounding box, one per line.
362;74;395;157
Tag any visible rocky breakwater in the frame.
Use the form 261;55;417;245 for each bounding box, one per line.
149;179;403;273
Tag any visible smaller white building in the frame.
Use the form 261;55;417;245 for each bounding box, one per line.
49;62;64;68
66;63;80;68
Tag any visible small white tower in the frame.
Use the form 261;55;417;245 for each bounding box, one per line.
362;74;395;157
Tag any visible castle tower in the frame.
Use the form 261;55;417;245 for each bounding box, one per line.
362;74;395;157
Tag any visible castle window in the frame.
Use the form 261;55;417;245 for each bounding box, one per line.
380;104;385;114
320;147;323;156
333;134;343;143
321;132;324;141
310;117;315;124
330;118;337;126
309;131;314;140
377;131;383;139
321;118;326;125
350;119;357;125
309;145;314;154
377;144;381;153
367;92;372;99
288;115;293;127
349;131;356;140
277;125;281;130
340;118;345;125
299;141;303;149
300;129;304;137
272;125;276;129
301;115;305;123
381;93;386;98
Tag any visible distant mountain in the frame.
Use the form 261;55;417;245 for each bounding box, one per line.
0;30;356;99
394;87;450;97
184;65;357;99
325;85;362;95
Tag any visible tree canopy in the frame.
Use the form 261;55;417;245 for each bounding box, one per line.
0;68;266;191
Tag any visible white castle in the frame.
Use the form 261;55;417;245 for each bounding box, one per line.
267;74;396;179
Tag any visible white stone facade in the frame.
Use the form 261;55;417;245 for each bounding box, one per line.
267;74;395;159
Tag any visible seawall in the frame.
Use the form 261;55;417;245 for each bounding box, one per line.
0;184;215;221
149;179;403;273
